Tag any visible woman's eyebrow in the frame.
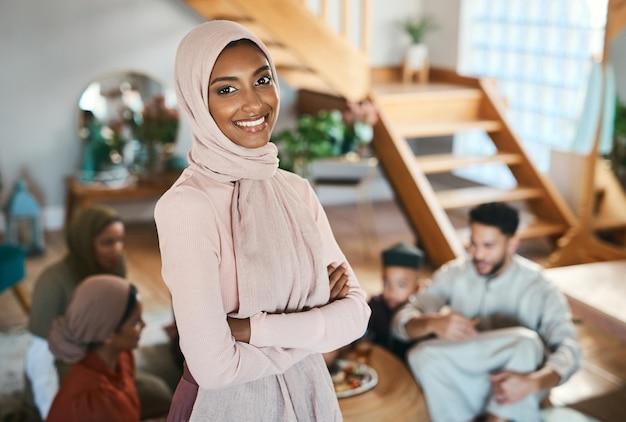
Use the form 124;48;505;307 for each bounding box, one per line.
210;76;236;86
254;65;270;75
209;66;269;86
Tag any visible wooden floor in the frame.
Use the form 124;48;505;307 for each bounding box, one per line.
1;200;626;421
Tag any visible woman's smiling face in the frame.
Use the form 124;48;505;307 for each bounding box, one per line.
207;40;279;149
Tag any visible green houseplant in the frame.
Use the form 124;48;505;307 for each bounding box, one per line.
272;102;378;176
129;95;179;177
273;110;343;175
398;15;438;82
400;15;438;45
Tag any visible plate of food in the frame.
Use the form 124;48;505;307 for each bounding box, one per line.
330;359;378;398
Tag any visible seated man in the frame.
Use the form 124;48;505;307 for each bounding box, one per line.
391;202;581;422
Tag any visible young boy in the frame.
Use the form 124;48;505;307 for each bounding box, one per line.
367;242;424;359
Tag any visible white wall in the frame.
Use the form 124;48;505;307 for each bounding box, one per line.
0;0;421;231
422;0;463;70
0;0;204;229
368;0;422;66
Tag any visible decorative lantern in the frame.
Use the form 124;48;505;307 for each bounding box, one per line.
4;179;45;256
0;243;29;313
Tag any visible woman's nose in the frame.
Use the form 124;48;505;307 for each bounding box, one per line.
241;89;262;111
136;318;146;331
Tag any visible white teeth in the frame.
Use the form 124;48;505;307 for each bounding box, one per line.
235;117;264;127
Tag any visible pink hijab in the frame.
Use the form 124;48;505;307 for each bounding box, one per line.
48;275;135;363
175;20;279;182
174;21;327;315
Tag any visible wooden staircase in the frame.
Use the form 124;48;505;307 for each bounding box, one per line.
185;0;370;102
185;0;578;268
367;70;576;267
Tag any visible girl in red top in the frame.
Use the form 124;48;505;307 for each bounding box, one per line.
47;275;145;422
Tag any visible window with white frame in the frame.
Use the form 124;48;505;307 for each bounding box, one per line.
454;0;608;188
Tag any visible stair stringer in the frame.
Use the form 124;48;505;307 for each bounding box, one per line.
478;78;578;229
370;91;465;267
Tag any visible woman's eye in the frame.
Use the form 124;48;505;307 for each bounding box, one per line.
257;75;272;85
217;85;236;95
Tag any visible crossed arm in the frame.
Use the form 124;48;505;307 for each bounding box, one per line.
228;263;351;343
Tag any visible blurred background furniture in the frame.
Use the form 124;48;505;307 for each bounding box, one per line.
0;243;29;314
4;180;44;256
309;154;379;257
64;172;180;228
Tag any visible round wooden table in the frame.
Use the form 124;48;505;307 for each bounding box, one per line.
338;345;430;422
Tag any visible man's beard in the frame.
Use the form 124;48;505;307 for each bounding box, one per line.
474;254;507;278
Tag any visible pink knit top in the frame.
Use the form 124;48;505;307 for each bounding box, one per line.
155;168;370;389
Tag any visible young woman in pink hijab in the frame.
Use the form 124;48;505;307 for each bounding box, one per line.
154;20;371;421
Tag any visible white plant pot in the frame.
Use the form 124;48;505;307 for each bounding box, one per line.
405;43;428;70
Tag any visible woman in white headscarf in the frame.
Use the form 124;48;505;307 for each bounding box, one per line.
155;20;370;421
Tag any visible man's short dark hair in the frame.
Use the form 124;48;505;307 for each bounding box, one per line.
468;202;519;237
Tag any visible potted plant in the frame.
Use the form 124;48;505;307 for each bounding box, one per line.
273;110;344;176
398;15;438;83
273;102;379;176
129;95;179;178
341;100;379;157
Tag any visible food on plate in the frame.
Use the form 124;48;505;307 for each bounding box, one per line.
331;361;368;393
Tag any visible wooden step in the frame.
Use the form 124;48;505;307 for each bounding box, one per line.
455;218;567;242
375;85;485;124
267;45;305;68
416;153;523;174
517;219;569;239
436;186;544;210
276;68;337;96
187;0;243;18
372;82;481;98
593;216;626;231
397;119;503;138
238;22;281;44
185;0;281;43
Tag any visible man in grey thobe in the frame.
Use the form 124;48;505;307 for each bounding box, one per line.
392;202;581;422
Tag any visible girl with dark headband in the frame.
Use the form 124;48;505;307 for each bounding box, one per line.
46;275;144;422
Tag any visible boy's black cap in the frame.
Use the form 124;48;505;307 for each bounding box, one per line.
382;242;423;269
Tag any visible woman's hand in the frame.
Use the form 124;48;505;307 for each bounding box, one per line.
227;317;251;343
228;263;349;343
328;263;350;302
